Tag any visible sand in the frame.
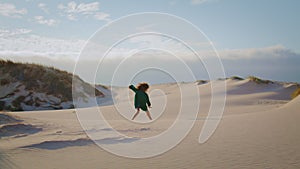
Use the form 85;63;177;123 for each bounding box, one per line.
0;79;299;169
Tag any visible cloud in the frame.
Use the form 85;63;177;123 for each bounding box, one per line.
0;31;85;59
58;1;99;14
0;29;295;63
34;16;59;26
57;1;110;21
1;27;299;83
218;45;297;60
135;24;157;32
168;1;177;6
0;28;32;37
205;45;300;82
94;12;110;21
191;0;216;5
38;3;49;14
0;3;27;18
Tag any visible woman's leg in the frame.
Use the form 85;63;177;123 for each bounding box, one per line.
146;110;152;120
132;108;140;120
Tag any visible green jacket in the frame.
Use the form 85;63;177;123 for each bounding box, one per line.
129;85;151;111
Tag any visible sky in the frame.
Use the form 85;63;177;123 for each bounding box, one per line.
0;0;300;85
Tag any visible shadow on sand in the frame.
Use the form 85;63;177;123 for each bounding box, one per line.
21;137;140;150
0;123;42;138
0;114;22;125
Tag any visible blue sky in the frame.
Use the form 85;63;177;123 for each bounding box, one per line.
0;0;300;84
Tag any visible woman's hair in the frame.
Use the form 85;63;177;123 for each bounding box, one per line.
137;82;149;91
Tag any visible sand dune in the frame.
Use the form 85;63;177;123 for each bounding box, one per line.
0;79;299;168
0;60;105;111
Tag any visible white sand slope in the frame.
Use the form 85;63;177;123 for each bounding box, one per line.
0;80;299;169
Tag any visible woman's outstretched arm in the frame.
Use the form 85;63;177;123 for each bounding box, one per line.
129;85;138;93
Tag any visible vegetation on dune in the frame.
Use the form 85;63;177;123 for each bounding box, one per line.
291;87;300;99
230;76;244;80
248;76;273;84
217;78;227;81
0;60;74;101
196;80;208;85
0;59;104;111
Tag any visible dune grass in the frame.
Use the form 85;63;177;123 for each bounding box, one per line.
291;87;300;99
0;59;104;111
195;80;208;85
0;60;74;101
248;76;272;84
230;76;244;80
